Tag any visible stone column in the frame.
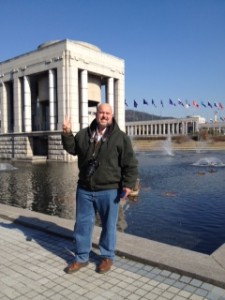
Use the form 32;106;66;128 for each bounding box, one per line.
176;122;179;135
182;122;186;134
195;120;199;133
49;69;56;130
181;122;185;134
114;76;125;131
131;125;134;136
0;81;7;133
159;124;162;135
24;76;32;132
107;77;114;110
186;122;189;134
80;70;88;129
13;77;22;133
70;67;79;134
149;124;152;135
172;123;175;135
57;52;79;134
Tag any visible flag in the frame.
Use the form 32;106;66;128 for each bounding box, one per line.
169;99;176;106
178;99;184;107
151;99;157;107
208;101;213;108
143;99;148;105
192;100;199;108
125;99;128;107
134;100;138;108
185;100;191;108
201;101;206;108
160;100;164;107
219;102;224;110
214;102;219;108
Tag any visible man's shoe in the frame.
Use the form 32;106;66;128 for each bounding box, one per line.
97;258;113;274
64;261;89;274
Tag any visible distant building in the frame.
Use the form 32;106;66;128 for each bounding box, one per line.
125;116;202;137
0;40;125;161
125;115;225;137
190;115;206;124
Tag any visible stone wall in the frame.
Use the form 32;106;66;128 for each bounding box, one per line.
14;136;33;159
0;133;75;162
48;134;75;161
0;136;13;159
131;137;225;151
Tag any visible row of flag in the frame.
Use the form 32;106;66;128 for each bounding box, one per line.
124;98;225;121
125;98;224;110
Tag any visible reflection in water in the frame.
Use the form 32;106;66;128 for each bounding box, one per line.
0;163;17;171
0;162;77;220
1;151;225;255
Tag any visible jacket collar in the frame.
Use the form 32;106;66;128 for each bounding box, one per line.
89;118;116;143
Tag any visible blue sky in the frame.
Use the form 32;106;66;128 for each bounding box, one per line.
1;0;225;122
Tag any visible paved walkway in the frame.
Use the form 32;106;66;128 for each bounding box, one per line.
1;204;225;300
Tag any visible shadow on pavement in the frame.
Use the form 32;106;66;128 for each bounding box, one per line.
0;216;100;267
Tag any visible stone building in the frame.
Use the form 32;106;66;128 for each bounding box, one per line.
0;39;125;161
126;116;202;137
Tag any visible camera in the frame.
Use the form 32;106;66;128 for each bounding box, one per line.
86;157;99;178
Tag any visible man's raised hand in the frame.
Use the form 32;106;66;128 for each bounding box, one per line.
62;116;71;133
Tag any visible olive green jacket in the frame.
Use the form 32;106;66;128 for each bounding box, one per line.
61;118;138;191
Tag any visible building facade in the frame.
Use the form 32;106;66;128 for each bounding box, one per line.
0;40;125;161
125;117;225;137
125;116;201;137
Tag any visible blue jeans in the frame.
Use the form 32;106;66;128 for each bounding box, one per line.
73;187;120;262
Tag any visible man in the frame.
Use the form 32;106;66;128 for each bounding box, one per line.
61;103;138;274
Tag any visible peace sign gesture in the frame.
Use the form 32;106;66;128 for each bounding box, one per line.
62;116;72;134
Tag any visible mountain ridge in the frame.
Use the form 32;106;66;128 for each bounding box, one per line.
125;109;174;122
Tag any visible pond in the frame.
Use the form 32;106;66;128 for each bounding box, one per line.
1;149;225;255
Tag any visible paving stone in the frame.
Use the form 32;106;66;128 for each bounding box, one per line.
1;211;225;300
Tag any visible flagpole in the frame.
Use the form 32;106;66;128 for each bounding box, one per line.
160;100;163;120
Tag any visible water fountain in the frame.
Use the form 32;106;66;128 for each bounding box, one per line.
193;157;225;167
196;140;207;153
162;135;174;156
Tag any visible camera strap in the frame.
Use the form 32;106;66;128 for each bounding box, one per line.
92;138;104;160
89;126;109;161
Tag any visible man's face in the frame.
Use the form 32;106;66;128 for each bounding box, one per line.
96;104;113;129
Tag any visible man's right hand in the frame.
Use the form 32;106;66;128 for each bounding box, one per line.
62;116;72;134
